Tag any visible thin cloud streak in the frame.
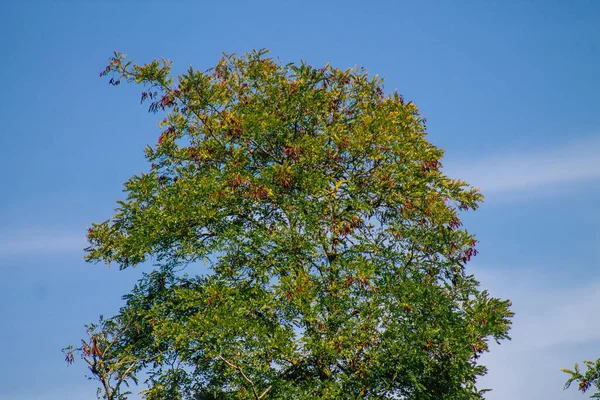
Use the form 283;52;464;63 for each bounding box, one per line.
444;137;600;194
0;386;115;400
0;231;86;256
472;264;600;399
475;266;600;349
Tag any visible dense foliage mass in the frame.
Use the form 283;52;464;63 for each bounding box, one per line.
65;50;513;400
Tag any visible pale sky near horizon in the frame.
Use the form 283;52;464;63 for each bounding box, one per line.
1;1;599;399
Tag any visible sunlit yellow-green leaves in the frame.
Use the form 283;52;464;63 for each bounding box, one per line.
73;50;512;400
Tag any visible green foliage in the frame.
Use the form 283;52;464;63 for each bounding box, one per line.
563;359;600;398
66;49;513;399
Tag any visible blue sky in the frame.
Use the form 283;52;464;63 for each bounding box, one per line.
1;1;599;399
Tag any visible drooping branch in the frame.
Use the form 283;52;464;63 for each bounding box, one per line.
217;354;272;400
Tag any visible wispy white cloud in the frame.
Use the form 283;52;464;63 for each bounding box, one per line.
0;231;86;257
472;264;600;399
475;265;600;349
444;136;600;195
0;386;139;400
0;389;91;400
518;284;600;349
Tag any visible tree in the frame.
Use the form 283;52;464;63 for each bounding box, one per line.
64;49;513;399
563;359;600;397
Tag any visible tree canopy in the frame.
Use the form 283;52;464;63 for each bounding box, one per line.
64;49;513;400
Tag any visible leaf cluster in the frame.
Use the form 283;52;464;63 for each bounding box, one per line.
563;359;600;398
